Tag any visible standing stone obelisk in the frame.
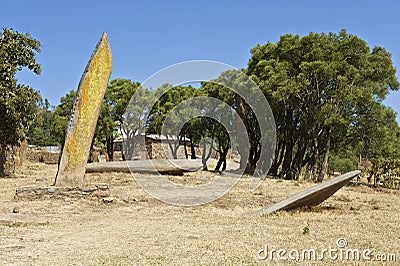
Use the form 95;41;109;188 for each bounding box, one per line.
54;33;112;187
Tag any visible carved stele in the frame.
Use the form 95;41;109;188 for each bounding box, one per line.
54;33;112;186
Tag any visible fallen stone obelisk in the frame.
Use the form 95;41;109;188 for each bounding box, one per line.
85;159;203;175
54;33;112;187
253;170;361;215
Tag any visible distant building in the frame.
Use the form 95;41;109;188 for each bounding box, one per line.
113;134;200;160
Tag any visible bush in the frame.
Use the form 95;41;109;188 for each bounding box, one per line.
329;151;358;175
369;159;400;189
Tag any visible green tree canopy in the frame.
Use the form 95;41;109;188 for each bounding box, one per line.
147;84;197;159
96;78;141;160
247;30;399;181
0;28;41;174
51;90;76;145
27;98;59;146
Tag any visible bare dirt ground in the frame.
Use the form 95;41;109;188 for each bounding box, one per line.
0;162;399;265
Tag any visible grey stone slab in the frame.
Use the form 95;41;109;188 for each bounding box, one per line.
253;170;361;215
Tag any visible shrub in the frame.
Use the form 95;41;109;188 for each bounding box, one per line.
369;159;400;189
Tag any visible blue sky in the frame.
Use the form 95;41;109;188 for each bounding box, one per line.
1;0;399;120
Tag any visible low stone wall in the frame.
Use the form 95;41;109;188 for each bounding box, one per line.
15;183;110;200
149;142;201;159
26;149;60;164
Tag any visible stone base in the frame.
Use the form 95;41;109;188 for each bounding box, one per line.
15;183;110;200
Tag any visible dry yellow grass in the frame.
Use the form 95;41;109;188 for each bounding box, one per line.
0;162;399;265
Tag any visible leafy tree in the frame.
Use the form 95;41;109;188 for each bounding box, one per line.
200;75;266;173
27;98;59;146
212;122;231;171
351;103;400;159
247;30;399;181
117;82;152;160
193;118;215;169
198;81;237;170
96;78;140;160
0;28;41;174
147;85;197;159
51;90;76;145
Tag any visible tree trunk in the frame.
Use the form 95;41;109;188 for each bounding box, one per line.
310;133;319;182
247;141;261;174
235;94;247;170
205;140;214;159
125;135;135;160
201;141;208;170
317;128;331;182
201;139;214;170
190;139;196;159
245;145;256;174
106;136;114;161
269;141;285;176
166;135;179;159
0;145;7;176
184;139;188;159
172;145;178;159
292;136;307;179
222;155;227;171
215;151;228;171
281;138;293;179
